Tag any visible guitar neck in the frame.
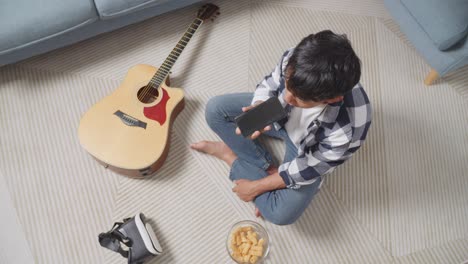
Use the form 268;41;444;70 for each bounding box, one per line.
149;18;204;88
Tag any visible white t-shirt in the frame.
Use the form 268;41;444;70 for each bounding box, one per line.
285;105;326;148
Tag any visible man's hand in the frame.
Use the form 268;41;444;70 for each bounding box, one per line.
232;179;260;202
232;172;286;202
235;100;272;140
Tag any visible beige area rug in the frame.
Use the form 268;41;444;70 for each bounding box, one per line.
1;0;467;263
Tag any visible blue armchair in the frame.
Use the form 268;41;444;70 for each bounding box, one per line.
384;0;468;85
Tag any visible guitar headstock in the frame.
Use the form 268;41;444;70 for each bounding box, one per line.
197;3;220;22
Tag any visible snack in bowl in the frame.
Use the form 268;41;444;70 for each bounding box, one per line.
227;220;270;264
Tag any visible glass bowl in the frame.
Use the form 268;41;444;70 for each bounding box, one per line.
226;220;270;263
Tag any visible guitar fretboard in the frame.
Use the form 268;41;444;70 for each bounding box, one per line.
149;18;204;88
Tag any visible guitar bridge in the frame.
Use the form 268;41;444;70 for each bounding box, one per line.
114;110;147;129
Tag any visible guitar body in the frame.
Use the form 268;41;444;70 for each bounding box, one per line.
78;4;219;178
78;64;184;178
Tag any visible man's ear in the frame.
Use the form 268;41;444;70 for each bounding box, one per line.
324;96;344;104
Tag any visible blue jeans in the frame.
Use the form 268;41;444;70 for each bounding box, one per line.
205;93;322;225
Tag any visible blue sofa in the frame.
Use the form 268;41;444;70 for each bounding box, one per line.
0;0;204;66
384;0;468;85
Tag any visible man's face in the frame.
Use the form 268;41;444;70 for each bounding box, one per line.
284;68;328;108
284;87;344;108
284;87;325;108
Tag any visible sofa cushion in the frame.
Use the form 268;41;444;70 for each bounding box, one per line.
401;0;468;51
0;0;97;55
93;0;171;19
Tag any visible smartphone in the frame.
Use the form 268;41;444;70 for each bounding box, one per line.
235;97;287;138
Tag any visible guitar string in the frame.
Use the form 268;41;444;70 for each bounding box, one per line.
139;18;203;103
139;19;200;102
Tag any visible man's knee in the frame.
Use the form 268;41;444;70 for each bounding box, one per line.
205;95;227;127
260;207;300;226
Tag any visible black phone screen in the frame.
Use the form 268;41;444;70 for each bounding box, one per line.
234;97;287;137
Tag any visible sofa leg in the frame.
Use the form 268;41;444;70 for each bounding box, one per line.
424;69;438;85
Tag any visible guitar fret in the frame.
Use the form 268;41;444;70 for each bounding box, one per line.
154;80;163;86
163;59;172;65
156;71;166;78
163;66;172;71
153;76;163;83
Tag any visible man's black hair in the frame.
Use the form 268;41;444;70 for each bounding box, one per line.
286;30;361;102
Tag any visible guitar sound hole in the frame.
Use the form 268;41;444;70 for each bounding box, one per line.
137;87;159;104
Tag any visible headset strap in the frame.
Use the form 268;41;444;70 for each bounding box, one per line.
98;222;131;259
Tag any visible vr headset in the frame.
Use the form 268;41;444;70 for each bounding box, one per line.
99;213;162;264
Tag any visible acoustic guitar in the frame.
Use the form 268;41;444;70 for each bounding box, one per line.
78;4;220;178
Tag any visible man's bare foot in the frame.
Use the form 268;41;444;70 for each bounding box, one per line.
190;141;237;166
267;165;278;175
255;207;263;218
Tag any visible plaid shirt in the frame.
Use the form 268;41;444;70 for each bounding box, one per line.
252;49;372;189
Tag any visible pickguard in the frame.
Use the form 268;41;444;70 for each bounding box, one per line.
143;88;170;125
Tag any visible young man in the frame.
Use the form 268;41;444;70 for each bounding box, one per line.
191;30;372;225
